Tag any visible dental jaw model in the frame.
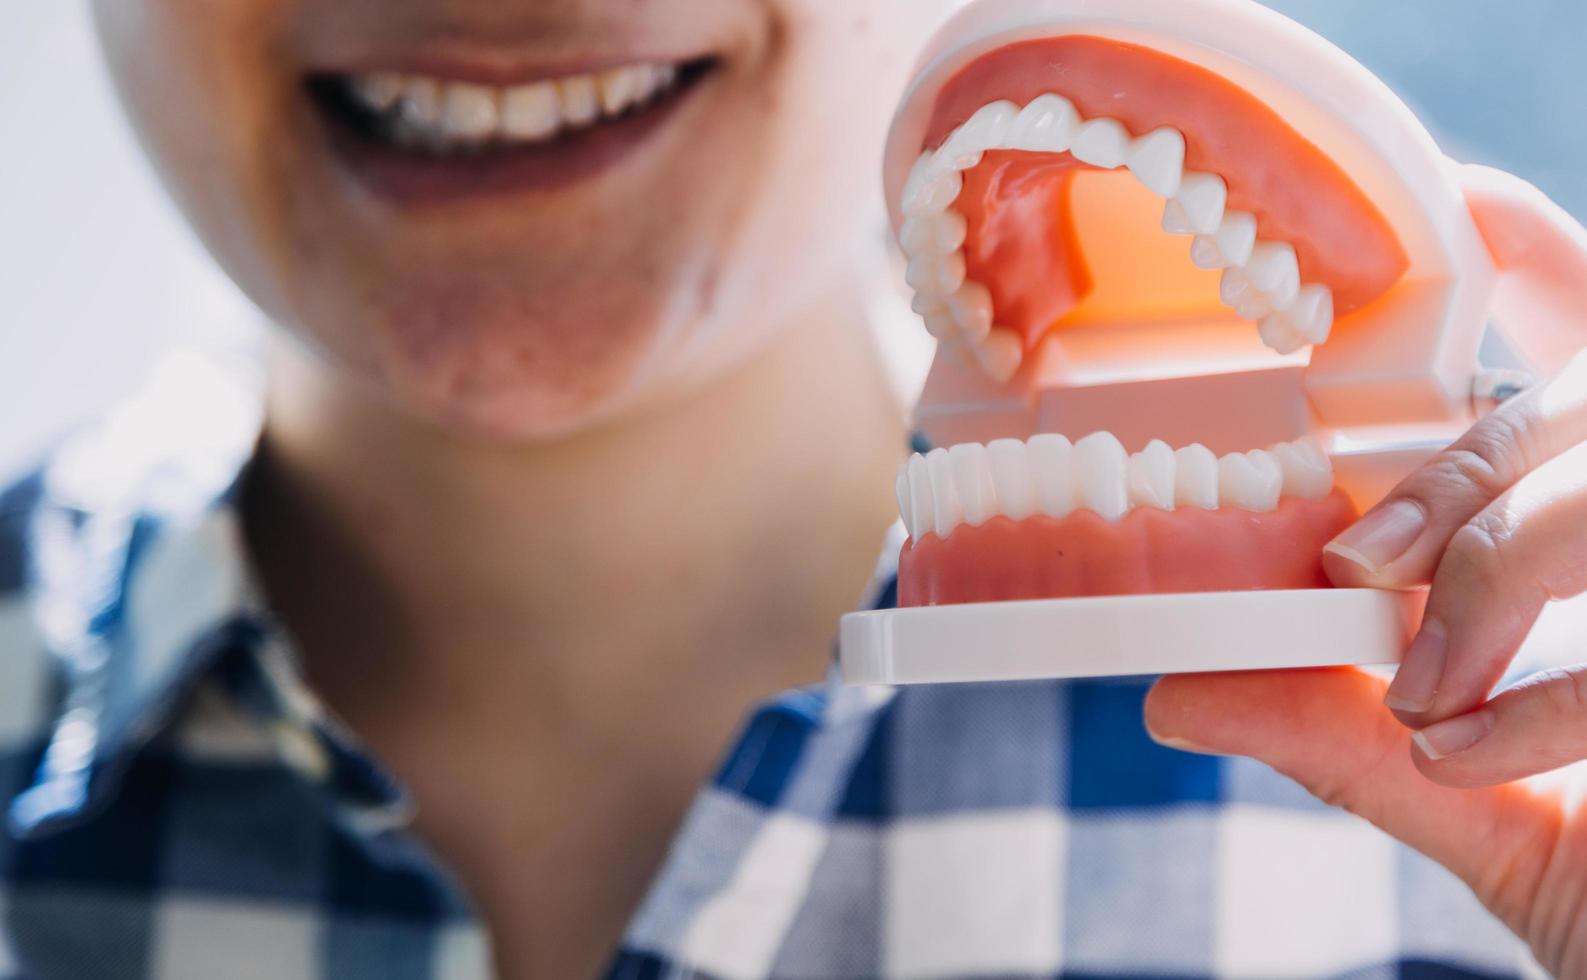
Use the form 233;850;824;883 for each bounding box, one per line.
841;0;1587;685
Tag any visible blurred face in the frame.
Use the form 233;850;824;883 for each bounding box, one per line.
93;0;935;439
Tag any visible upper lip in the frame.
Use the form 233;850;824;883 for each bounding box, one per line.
310;51;709;89
295;14;722;89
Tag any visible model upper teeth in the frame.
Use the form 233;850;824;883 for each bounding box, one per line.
899;95;1338;380
345;62;681;149
895;434;1333;541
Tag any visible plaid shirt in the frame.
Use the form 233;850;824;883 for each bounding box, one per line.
0;356;1544;979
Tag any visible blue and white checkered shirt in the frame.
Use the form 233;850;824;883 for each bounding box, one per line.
0;357;1544;979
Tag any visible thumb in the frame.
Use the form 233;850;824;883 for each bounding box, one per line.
1145;668;1557;934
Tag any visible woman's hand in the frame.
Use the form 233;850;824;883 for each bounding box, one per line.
1144;168;1587;977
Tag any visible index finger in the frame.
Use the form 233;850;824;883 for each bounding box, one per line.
1323;350;1587;589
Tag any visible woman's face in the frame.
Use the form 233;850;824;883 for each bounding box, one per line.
93;0;935;438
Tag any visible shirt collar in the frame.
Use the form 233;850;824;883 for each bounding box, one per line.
9;352;906;837
9;352;406;837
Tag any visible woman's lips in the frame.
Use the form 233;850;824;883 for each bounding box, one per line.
308;58;717;205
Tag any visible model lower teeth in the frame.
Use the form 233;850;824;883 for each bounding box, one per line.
895;434;1333;541
344;62;681;151
898;95;1338;379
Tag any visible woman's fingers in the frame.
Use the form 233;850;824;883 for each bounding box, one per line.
1411;665;1587;787
1382;439;1587;724
1144;668;1557;934
1322;350;1587;592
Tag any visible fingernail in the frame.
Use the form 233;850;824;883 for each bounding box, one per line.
1145;724;1225;757
1412;709;1494;761
1384;620;1447;713
1324;500;1427;575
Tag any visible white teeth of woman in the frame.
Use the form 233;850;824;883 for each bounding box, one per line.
899;95;1339;376
347;62;682;149
896;434;1336;540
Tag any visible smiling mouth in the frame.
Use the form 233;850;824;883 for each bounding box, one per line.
894;36;1414;607
307;57;718;202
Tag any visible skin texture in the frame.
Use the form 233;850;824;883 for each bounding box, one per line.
91;1;932;976
91;0;926;440
1147;167;1587;977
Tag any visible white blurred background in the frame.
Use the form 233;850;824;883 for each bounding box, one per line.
3;1;1586;478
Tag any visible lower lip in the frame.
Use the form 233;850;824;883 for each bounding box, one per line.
314;74;707;206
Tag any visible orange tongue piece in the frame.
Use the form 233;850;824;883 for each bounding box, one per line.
924;37;1409;349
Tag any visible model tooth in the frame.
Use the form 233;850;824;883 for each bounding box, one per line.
1125;439;1176;510
1074;432;1129;520
971;328;1022;383
1173;443;1219;509
1220;267;1276;320
911;291;947;317
947;444;997;527
1283;284;1334;344
1127;128;1185;198
906;453;936;539
1244;242;1301;311
1257;313;1309;355
901;153;935;211
938;100;1018;170
895;464;914;539
901;153;963;215
904;252;966;295
1218;450;1282;512
1190;211;1258;269
1271;439;1334;499
899;210;965;257
1162;172;1226;236
1027;434;1076;518
924;448;963;536
899;216;932;254
1071;118;1131;169
935;211;968;252
1244;242;1294;291
921;310;958;340
1010;94;1080;153
987;439;1036;521
1247;451;1284;503
947;282;993;340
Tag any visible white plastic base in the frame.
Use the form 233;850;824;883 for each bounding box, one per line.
840;588;1426;685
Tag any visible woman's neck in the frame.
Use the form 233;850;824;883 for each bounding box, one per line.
245;278;903;734
244;282;905;978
